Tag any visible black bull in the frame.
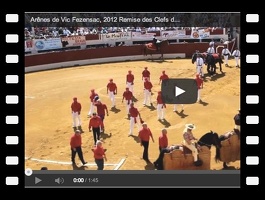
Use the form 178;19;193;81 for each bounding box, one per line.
192;53;224;76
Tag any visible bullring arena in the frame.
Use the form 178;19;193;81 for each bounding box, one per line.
25;41;240;171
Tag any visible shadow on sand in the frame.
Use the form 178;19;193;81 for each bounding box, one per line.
158;119;171;128
129;135;140;143
72;163;87;170
175;110;188;118
145;103;156;111
198;99;209;106
110;107;121;113
144;161;156;170
100;132;112;140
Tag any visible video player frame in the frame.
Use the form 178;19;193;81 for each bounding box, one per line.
2;11;261;189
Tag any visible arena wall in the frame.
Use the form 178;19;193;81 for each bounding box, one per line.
25;43;210;73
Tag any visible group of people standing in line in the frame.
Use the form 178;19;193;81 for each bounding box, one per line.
68;54;238;170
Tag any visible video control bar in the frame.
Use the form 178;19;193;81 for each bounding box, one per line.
25;172;240;188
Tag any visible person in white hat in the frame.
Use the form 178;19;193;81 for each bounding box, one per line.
182;124;199;165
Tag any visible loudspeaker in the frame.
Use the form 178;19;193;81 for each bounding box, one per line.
55;177;64;184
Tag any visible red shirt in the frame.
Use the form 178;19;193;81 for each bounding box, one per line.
107;82;117;92
123;91;133;101
138;128;153;142
94;102;107;116
129;107;139;117
142;70;150;77
195;77;203;89
71;102;81;113
156;94;164;104
70;134;82;148
89;116;103;129
90;92;98;102
144;81;153;91
159;134;168;148
126;74;134;82
93;146;105;159
160;74;169;81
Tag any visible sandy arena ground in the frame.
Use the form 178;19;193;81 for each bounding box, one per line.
25;58;240;170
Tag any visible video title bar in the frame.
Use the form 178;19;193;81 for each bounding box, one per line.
25;12;240;27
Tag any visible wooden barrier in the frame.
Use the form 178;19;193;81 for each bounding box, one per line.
220;135;240;162
25;43;209;68
163;146;211;170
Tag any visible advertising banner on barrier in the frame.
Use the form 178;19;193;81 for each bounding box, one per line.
100;32;131;41
33;38;63;51
161;30;186;38
61;36;86;47
190;29;210;39
25;39;34;52
131;32;155;39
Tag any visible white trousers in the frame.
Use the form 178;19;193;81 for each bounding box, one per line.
157;104;165;120
173;104;184;111
235;57;240;66
183;140;198;162
88;102;94;116
197;89;201;101
196;66;204;76
143;89;152;105
108;91;116;107
125;100;132;114
126;82;134;93
72;112;81;127
224;55;229;65
129;116;141;135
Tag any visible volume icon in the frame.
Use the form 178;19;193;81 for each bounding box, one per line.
55;177;64;184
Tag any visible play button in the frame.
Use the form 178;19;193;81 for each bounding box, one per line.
161;79;198;104
35;177;42;184
175;86;185;97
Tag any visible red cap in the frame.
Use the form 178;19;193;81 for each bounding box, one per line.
109;78;113;81
73;97;77;100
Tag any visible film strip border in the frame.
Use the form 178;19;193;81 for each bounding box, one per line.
1;12;261;189
2;13;24;189
243;13;261;188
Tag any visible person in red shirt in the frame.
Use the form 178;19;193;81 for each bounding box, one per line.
158;128;168;152
138;122;154;162
142;67;150;81
122;87;134;117
89;112;103;145
88;89;99;117
70;130;87;165
107;78;117;108
93;99;108;133
128;103;142;136
143;77;153;106
195;73;203;102
156;91;166;121
159;70;169;85
126;70;134;94
71;97;84;132
92;140;107;170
